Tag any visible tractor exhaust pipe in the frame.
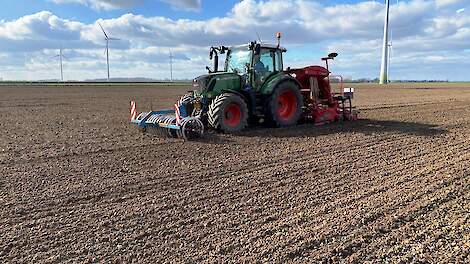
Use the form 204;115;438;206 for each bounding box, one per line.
276;32;282;48
210;47;219;73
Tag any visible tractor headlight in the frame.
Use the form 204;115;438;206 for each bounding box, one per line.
193;101;202;111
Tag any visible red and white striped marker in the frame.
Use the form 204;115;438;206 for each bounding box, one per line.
130;101;137;120
175;103;182;125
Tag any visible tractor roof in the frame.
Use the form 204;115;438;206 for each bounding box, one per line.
260;43;287;52
229;43;287;52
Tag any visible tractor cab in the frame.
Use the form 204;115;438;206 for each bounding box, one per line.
198;32;286;95
224;43;286;90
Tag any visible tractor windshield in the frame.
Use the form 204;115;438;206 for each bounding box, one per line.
225;46;251;75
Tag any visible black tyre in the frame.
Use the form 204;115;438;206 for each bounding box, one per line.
266;81;303;127
208;93;248;133
178;92;194;105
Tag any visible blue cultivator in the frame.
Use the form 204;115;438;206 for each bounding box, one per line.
130;101;204;141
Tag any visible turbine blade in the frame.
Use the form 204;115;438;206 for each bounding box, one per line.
98;22;109;39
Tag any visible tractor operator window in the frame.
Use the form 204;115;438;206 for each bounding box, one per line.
274;50;282;71
253;49;276;87
226;48;250;76
258;50;275;73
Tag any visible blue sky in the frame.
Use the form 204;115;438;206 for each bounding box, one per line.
0;0;238;22
0;0;469;81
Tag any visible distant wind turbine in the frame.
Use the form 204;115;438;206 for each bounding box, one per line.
169;49;173;82
52;48;67;82
98;23;120;81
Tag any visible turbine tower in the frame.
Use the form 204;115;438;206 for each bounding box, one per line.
387;33;393;82
169;49;173;82
98;23;120;81
52;48;66;82
379;0;390;84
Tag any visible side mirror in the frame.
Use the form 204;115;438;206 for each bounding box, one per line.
328;52;338;59
206;66;212;73
209;50;213;60
219;46;226;54
254;44;261;55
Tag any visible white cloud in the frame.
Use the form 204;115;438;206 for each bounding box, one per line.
50;0;141;11
0;11;84;41
160;0;201;11
50;0;201;11
435;0;465;8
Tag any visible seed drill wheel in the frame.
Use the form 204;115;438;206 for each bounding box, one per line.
266;81;303;127
208;93;248;133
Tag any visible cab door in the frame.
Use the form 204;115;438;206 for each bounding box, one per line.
252;48;283;91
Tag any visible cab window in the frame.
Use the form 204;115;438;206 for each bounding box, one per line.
253;49;282;87
274;50;282;71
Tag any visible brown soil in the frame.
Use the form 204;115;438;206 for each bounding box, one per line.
1;83;469;263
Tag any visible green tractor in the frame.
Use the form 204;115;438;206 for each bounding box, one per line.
131;34;356;139
185;35;304;133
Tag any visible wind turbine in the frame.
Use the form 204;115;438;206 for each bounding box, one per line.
387;32;393;82
52;48;66;82
169;49;173;82
379;0;390;84
98;23;120;81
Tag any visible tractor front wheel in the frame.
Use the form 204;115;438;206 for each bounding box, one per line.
208;93;248;133
266;81;303;127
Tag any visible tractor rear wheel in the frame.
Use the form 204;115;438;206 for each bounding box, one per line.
266;81;303;127
208;93;248;133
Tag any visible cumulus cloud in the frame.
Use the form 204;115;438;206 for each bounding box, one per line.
1;0;470;80
160;0;201;11
435;0;465;8
0;11;83;41
50;0;142;10
0;11;99;53
50;0;201;11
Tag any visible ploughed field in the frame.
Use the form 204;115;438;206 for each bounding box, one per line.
1;83;469;263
